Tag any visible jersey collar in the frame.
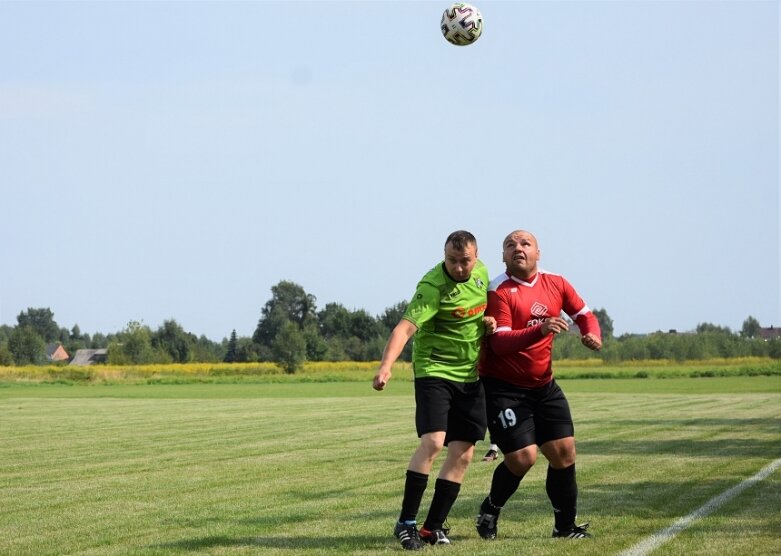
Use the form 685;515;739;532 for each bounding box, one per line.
508;272;539;287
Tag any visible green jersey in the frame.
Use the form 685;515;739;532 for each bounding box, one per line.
403;260;489;382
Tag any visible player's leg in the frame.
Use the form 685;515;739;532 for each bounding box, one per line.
476;377;538;540
420;380;485;546
537;380;591;539
407;431;446;474
394;378;452;550
419;440;473;545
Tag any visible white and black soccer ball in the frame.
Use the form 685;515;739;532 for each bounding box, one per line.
440;2;483;46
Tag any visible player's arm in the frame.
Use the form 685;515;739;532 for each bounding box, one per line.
483;315;497;335
561;279;602;351
373;318;417;391
373;281;437;391
574;310;601;351
485;289;562;355
490;318;570;354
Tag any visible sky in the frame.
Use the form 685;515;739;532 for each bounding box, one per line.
0;0;778;342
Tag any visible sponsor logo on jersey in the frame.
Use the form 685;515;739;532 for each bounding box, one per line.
527;301;549;327
451;303;487;319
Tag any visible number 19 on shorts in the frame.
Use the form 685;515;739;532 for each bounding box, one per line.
497;408;517;429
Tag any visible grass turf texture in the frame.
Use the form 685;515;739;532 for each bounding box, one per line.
1;376;779;555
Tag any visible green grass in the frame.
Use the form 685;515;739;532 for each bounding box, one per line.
1;376;779;555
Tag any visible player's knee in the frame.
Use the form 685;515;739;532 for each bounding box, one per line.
505;448;536;476
419;435;445;459
553;451;576;468
544;440;576;468
452;444;474;468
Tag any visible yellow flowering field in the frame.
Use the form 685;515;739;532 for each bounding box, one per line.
0;360;414;384
0;358;777;384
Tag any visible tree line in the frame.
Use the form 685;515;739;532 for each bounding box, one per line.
0;281;778;370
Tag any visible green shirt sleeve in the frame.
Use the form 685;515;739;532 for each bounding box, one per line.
403;282;440;329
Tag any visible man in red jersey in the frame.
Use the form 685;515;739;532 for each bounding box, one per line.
475;229;602;541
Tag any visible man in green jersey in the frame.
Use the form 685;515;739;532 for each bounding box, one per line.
373;230;493;551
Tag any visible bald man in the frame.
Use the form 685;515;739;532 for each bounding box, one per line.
475;230;602;540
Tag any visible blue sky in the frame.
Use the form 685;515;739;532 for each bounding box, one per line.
0;0;778;341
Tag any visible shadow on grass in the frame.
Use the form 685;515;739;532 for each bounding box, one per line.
580;417;781;431
578;437;781;458
152;534;389;551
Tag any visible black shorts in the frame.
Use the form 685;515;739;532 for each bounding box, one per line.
483;376;574;454
414;377;487;445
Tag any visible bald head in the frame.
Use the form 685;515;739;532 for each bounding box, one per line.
502;230;540;279
503;230;538;247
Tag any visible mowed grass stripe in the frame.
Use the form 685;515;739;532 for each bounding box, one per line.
2;400;414;555
1;380;779;555
619;458;781;556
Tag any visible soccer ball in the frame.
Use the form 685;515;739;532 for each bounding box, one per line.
441;3;483;46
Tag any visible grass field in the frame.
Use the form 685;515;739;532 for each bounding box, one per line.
1;376;779;555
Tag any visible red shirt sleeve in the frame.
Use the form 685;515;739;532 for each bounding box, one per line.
489;326;545;355
560;277;602;340
574;312;601;340
485;287;545;355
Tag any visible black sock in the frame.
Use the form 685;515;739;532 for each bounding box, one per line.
399;470;429;523
423;478;461;531
484;461;524;510
546;463;578;531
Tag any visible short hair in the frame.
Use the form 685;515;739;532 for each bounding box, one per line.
445;230;477;251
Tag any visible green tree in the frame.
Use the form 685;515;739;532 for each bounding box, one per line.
302;321;328;361
90;332;108;349
378;301;408;333
253;281;318;347
591;308;614;339
16;307;60;343
696;322;732;335
152;319;194;363
254;281;325;363
271;320;306;373
224;329;239;363
64;324;87;357
108;321;158;365
234;337;260;362
768;338;781;359
8;326;46;365
318;303;352;339
349;309;380;342
0;324;13;344
741;316;761;339
191;334;223;362
0;342;15;366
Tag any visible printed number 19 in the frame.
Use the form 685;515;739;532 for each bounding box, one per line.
497;408;517;429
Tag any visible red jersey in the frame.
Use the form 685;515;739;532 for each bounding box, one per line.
479;270;601;389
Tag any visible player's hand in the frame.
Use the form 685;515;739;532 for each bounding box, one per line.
541;317;569;336
373;368;391;391
483;316;497;335
581;333;602;351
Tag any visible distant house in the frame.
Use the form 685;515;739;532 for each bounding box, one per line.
759;326;781;341
46;343;69;362
69;348;108;366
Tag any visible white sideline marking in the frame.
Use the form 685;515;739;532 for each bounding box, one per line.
618;457;781;556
